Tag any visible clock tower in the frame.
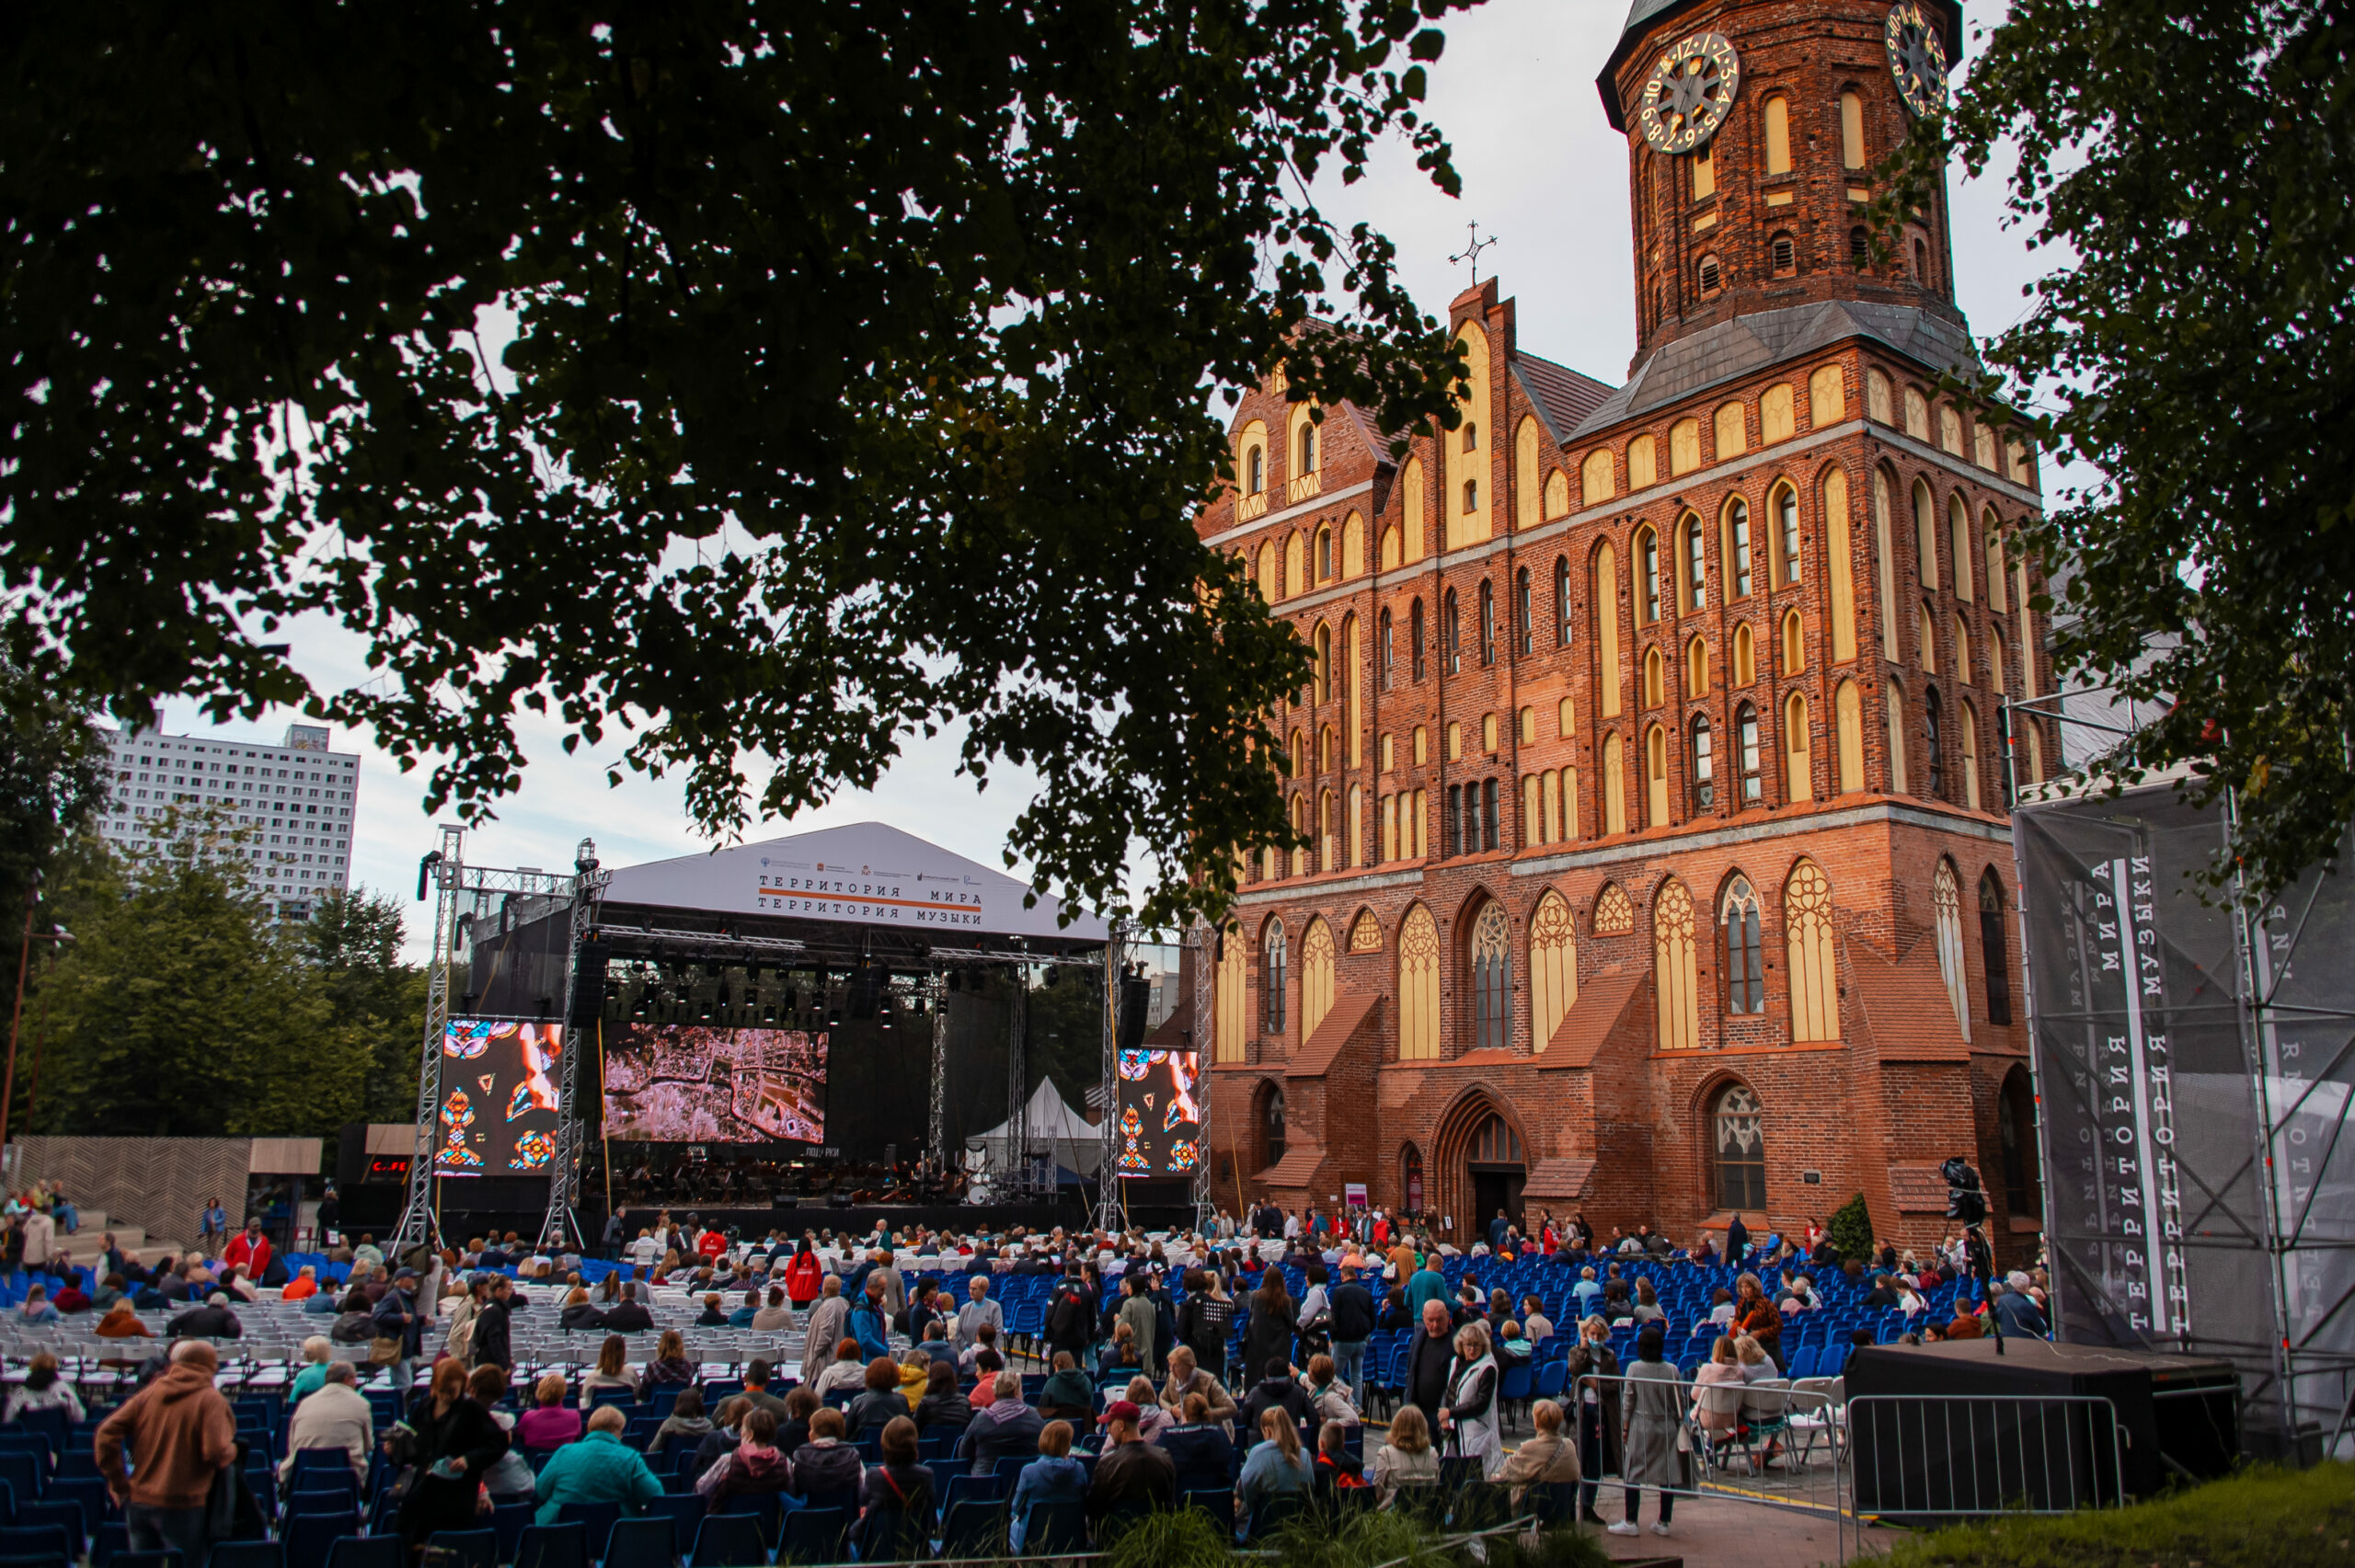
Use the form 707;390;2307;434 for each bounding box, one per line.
1599;0;1965;364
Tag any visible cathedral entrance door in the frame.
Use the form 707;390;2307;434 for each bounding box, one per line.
1471;1166;1525;1232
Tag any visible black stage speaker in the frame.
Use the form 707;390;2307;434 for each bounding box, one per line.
1118;973;1152;1052
1844;1339;2239;1514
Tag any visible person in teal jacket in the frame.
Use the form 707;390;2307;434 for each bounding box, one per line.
533;1406;663;1524
1405;1260;1449;1318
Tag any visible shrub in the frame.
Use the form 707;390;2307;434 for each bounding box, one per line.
1828;1191;1875;1262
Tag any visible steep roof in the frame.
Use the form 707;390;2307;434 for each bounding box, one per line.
1568;300;1980;441
1515;353;1620;445
1846;935;1971;1062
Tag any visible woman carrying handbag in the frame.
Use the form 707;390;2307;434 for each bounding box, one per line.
1435;1322;1502;1477
392;1359;510;1559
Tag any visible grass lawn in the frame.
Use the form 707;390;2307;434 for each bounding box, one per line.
1878;1464;2355;1568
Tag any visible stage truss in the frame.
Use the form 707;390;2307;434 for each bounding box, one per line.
396;829;605;1253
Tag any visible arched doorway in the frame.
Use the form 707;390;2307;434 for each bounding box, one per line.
1466;1113;1527;1233
1400;1144;1425;1218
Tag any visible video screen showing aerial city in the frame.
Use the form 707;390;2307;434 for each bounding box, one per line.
603;1024;828;1145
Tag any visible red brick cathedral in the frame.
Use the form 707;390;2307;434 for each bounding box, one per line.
1195;0;2050;1259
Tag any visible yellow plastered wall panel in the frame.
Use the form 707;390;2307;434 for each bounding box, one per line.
1886;680;1909;792
1396;905;1442;1060
1603;733;1627;833
1784;691;1812;803
1381;526;1401;570
1284;532;1305;598
1763;96;1791;174
1342;511;1365;578
1948;496;1975;601
1402;457;1427;564
1581;448;1615;507
1835;679;1865;793
1903;387;1931;441
1545;470;1570;519
1761;383;1796;443
1654;879;1700;1051
1784;861;1840;1042
1867;370;1894;425
1300;916;1335;1042
1810;364;1846;429
1529;890;1578;1053
1714;402;1747;460
1516;416;1542;532
1445;323;1494;550
1629;435;1658;489
1215;930;1249;1061
1913;480;1938;589
1826;468;1857;660
1670;419;1702;476
1873;469;1899;659
1645;723;1671;828
1938;403;1964;456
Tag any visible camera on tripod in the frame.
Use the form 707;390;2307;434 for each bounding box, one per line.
1941;1155;1988;1225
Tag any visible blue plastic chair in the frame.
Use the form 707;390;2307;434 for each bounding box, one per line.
204;1542;283;1568
15;1502;84;1559
600;1519;674;1568
488;1503;533;1562
0;1458;40;1506
644;1494;705;1557
1023;1502;1087;1555
686;1514;764;1568
775;1507;849;1566
282;1511;362;1568
421;1530;498;1568
554;1504;621;1562
513;1523;586;1568
318;1539;400;1568
712;1492;776;1548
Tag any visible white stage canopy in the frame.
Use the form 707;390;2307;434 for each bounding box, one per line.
601;822;1109;944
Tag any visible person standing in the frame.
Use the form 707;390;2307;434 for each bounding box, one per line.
396;1359;512;1554
373;1268;426;1395
96;1340;237;1562
1436;1324;1502;1477
601;1211;626;1262
1724;1212;1750;1265
800;1276;850;1391
1612;1326;1685;1539
197;1200;227;1257
1402;1300;1456;1433
473;1277;516;1376
1326;1261;1376;1400
223;1219;272;1280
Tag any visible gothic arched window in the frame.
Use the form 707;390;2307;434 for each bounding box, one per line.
1980;870;2013;1024
1684;514;1708;612
1554;555;1574;647
1689;715;1716;811
1726;497;1753;600
1713;1083;1766;1210
1263;1083;1288;1167
1514;568;1533;658
1735;702;1763;805
1924;687;1947;798
1410;599;1427;682
1477;579;1497;667
1378;607;1395;691
1262;919;1288;1036
1471;903;1511;1053
1443;589;1463;674
1723;876;1764;1014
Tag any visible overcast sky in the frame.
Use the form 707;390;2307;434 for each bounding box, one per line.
137;0;2046;960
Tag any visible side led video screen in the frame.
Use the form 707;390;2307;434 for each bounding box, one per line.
436;1019;563;1175
1113;1047;1201;1178
602;1024;828;1145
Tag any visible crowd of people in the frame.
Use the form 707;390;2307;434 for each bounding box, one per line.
13;1196;2053;1561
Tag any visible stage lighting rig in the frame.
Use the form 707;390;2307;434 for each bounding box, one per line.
1941;1155;1988;1225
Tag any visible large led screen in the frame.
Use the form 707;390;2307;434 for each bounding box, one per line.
603;1024;828;1145
1113;1047;1201;1178
436;1019;563;1176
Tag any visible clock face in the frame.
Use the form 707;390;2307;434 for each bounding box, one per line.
1637;32;1741;155
1885;1;1951;118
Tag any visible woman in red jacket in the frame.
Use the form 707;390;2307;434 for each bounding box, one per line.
784;1239;823;1307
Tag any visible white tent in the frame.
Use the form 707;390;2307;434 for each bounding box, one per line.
965;1077;1101;1181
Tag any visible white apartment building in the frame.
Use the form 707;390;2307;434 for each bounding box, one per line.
97;722;362;919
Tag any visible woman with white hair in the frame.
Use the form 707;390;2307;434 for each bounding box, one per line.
291;1336;338;1402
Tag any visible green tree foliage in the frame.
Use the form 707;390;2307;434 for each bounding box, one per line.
1886;0;2355;894
0;661;109;922
25;825;421;1138
0;0;1477;930
301;890;431;1127
1828;1190;1874;1262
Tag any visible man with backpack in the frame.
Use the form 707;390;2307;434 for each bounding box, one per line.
1045;1265;1095;1363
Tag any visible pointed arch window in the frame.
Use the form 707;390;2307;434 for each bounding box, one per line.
1410;599;1427;682
1299;424;1317;475
1713;1084;1767;1209
1735;702;1763;805
1723;876;1764;1014
1478;579;1497;667
1514;568;1534;658
1263;1083;1288;1167
1684;514;1708;612
1471;902;1511;1053
1689;714;1717;811
1262;919;1288;1036
1726;498;1754;599
1932;859;1971;1040
1775;484;1801;587
1980;870;2013;1024
1555;555;1574;647
1315;525;1333;581
1248;446;1265;496
1378;607;1395;691
1443;589;1463;674
1637;528;1662;624
1471;1114;1522;1165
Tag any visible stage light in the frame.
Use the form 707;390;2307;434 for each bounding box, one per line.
912;996;927;1017
632;995;648;1019
698;999;714;1022
764;1003;778;1024
717;983;731;1006
782;987;798;1013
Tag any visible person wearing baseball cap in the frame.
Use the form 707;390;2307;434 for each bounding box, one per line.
1085;1399;1175;1525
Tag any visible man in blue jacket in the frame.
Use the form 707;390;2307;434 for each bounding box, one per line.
848;1276;891;1363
